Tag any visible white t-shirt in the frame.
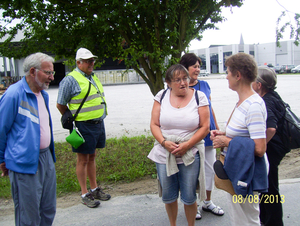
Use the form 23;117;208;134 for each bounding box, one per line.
148;88;209;164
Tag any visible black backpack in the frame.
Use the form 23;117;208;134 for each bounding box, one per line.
280;102;300;151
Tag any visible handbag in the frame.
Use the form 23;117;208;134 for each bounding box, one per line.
214;153;236;196
213;107;236;196
66;125;85;149
61;82;91;130
61;109;74;130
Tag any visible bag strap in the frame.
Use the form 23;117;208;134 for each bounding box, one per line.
160;87;199;105
220;105;236;154
160;87;169;104
73;82;91;120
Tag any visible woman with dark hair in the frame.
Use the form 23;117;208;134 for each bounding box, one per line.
211;53;268;225
148;64;210;226
180;53;224;220
252;66;286;226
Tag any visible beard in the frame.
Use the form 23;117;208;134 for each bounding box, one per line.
35;74;49;90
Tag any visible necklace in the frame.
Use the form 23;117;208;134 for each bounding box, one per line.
175;95;187;108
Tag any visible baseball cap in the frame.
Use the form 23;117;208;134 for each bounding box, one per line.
76;48;98;60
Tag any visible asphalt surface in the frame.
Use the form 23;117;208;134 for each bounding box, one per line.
1;74;300;225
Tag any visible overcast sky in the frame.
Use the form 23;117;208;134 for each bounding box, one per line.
189;0;300;50
1;1;299;50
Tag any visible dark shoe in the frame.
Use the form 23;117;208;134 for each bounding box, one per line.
81;193;100;208
90;187;111;201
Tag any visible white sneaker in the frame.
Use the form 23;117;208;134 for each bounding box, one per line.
196;205;202;220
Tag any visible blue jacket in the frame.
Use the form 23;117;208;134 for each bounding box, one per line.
0;77;55;174
224;137;268;196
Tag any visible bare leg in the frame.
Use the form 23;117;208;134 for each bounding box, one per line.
165;200;178;226
206;190;212;201
87;151;97;189
184;202;197;226
76;153;89;195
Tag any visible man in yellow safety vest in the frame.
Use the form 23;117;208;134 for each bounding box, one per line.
57;48;110;208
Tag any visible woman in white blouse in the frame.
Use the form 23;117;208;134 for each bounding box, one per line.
148;64;210;226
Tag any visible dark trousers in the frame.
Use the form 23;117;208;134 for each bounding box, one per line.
9;147;56;226
259;154;284;226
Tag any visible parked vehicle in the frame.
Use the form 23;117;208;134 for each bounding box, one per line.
273;66;281;74
279;65;295;73
291;65;300;73
199;68;209;76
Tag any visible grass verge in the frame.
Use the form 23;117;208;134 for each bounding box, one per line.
0;135;157;199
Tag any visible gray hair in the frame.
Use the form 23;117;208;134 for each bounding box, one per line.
23;52;54;76
257;66;277;90
165;64;189;84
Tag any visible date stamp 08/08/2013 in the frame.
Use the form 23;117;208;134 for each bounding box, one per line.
232;194;285;204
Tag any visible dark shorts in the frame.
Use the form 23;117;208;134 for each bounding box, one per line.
72;120;106;154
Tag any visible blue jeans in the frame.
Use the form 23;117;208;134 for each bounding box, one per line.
156;152;200;205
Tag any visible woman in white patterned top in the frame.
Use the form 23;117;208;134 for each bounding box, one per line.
210;53;267;226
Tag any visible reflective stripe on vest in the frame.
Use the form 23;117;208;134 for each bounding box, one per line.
68;70;107;121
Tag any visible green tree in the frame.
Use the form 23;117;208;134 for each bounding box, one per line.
276;11;300;47
0;0;243;95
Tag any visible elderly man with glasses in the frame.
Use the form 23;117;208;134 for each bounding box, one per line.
0;52;57;226
57;48;110;208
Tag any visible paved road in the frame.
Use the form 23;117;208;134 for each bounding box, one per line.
1;74;300;225
48;74;300;142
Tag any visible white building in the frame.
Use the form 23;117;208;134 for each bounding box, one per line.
190;37;300;74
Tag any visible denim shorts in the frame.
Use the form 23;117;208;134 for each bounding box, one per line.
72;120;106;154
156;152;200;205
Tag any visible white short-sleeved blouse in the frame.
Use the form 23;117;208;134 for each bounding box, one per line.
148;88;209;164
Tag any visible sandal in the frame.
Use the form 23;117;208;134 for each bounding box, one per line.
196;205;202;220
202;201;224;216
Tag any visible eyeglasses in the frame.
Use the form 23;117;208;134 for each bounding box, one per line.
172;77;190;84
37;69;55;76
82;59;96;64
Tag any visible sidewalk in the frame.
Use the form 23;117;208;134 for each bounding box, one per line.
1;178;299;225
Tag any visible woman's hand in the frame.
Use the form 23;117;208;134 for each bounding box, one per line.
163;141;179;154
212;135;231;149
171;142;190;157
210;130;225;140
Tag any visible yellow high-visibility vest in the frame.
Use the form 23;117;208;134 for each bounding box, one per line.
68;70;107;121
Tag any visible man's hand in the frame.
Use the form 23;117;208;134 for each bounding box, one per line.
0;162;8;177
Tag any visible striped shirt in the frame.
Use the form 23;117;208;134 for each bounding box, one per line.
226;93;267;140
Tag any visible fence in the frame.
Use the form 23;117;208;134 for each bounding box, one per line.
0;68;146;91
94;68;145;85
